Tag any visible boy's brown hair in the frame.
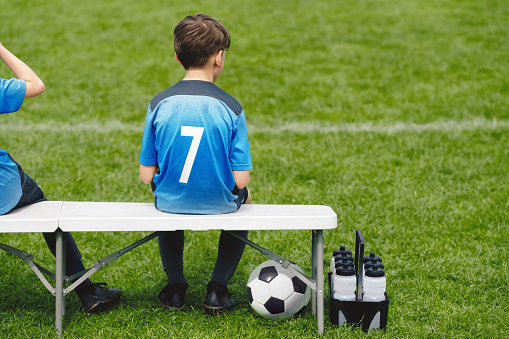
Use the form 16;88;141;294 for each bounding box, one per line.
173;14;231;70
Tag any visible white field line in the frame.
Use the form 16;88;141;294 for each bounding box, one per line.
249;118;509;134
0;120;143;133
1;118;508;134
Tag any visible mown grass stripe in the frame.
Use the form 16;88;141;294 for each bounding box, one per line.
1;118;508;134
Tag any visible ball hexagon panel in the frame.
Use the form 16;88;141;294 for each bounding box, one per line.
247;286;253;304
291;276;307;295
249;279;272;304
247;261;270;286
258;266;278;283
250;300;269;318
284;290;307;314
267;274;294;300
264;297;285;315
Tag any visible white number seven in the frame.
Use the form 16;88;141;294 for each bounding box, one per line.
179;126;204;183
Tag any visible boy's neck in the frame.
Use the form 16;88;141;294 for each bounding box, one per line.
178;50;224;83
182;67;215;83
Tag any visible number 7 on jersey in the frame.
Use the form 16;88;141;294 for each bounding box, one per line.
179;126;204;183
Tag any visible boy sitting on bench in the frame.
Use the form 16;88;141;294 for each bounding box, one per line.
139;14;252;313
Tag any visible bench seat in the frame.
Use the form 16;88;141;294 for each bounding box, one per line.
58;201;337;231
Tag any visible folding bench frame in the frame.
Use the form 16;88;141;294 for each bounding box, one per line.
0;228;325;335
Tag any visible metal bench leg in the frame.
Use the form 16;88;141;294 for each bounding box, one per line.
312;230;324;334
55;229;66;336
312;231;317;315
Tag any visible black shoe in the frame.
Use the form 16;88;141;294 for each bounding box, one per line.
76;282;122;313
158;283;188;310
204;282;235;313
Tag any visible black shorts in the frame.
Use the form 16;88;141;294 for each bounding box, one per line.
7;153;47;211
151;181;249;212
231;185;249;211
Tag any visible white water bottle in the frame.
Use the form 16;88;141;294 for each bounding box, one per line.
333;264;356;301
362;265;386;302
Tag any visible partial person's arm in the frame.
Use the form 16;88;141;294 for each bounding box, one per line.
0;43;45;98
232;170;249;189
140;164;158;184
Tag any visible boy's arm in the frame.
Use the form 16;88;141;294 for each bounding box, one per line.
140;164;158;184
0;43;45;98
232;170;249;189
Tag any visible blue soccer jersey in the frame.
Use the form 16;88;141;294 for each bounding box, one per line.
0;78;26;214
139;80;252;215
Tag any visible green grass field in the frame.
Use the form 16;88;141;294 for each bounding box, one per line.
1;0;508;337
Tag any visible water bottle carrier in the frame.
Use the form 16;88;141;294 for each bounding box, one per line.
329;230;390;332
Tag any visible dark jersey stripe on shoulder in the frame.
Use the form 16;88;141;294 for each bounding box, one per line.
150;80;243;116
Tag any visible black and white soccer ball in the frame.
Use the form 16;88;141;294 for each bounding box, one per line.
247;260;311;320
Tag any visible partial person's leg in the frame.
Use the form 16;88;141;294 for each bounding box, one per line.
158;231;187;284
42;215;122;313
157;231;188;309
43;228;122;313
210;186;250;285
210;230;248;286
43;232;91;283
205;187;250;312
205;230;248;312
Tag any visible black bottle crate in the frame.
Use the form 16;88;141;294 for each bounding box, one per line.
329;230;389;332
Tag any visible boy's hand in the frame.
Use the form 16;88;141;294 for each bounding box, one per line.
140;164;159;184
232;170;249;189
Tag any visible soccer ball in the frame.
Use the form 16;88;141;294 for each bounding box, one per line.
247;260;311;320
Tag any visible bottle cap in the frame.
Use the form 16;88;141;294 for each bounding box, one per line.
333;246;352;258
332;246;352;257
365;265;385;277
335;257;354;264
364;261;384;270
363;252;382;263
336;264;356;276
334;258;354;268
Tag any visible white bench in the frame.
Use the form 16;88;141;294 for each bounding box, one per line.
0;201;337;335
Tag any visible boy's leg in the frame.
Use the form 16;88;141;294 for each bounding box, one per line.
43;226;122;313
210;186;250;285
205;187;250;312
42;232;90;283
158;231;187;284
205;230;248;312
157;231;188;309
210;230;248;285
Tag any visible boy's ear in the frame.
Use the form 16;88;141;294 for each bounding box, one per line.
175;53;182;65
214;50;223;67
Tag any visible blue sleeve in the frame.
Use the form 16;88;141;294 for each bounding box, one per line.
0;78;26;114
0;149;23;215
230;111;253;171
139;104;158;166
